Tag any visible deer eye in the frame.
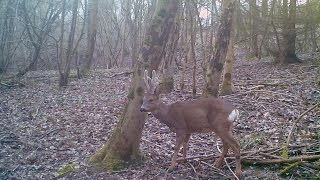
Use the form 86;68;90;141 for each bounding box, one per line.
149;99;154;102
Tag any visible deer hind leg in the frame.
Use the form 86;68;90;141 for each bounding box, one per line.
182;134;191;159
217;130;242;179
214;140;229;168
169;133;186;170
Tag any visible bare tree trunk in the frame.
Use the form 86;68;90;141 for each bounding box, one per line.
249;0;258;58
221;1;237;95
80;0;99;75
0;0;16;73
161;11;180;93
180;3;188;91
259;0;269;59
89;0;179;171
58;0;79;87
280;0;301;63
203;0;235;97
186;1;197;96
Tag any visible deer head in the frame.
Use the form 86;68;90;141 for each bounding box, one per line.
140;70;160;112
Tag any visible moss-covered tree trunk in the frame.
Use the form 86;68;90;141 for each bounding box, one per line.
203;0;235;97
89;0;179;171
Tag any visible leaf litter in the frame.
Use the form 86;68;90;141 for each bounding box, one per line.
0;52;319;179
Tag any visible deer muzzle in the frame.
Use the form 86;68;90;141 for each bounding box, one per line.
140;107;147;112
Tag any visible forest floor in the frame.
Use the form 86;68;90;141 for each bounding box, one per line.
1;50;320;180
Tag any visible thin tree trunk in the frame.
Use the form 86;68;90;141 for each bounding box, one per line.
59;0;79;87
180;2;188;91
186;1;197;96
249;0;258;58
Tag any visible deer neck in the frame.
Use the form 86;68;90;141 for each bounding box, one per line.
152;102;173;130
152;101;170;122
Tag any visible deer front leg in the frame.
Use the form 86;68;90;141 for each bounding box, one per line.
168;133;186;171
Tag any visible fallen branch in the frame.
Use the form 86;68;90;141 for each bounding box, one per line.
279;162;300;176
234;82;287;87
243;154;320;165
107;71;133;78
286;102;320;145
0;80;25;88
260;152;283;160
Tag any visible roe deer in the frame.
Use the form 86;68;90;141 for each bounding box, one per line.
140;70;242;179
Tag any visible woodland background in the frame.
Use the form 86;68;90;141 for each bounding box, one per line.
1;0;320;179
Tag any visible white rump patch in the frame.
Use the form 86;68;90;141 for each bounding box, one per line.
228;109;240;121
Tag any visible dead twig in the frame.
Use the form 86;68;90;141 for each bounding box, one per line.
286;102;320;145
188;162;200;180
38;127;65;139
173;147;282;163
197;160;230;179
107;71;133;78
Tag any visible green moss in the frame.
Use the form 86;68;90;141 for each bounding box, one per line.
240;133;266;149
68;72;78;79
90;150;144;172
58;162;79;177
281;144;289;159
127;90;135;100
102;155;126;171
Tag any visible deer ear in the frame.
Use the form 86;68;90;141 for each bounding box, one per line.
144;69;150;91
154;85;161;97
151;70;159;86
152;70;156;79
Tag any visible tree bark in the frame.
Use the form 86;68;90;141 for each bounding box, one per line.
221;1;237;95
179;2;188;91
203;0;235;97
161;10;180;94
58;0;79;87
280;0;301;63
249;0;258;58
89;0;180;171
186;1;197;96
80;0;99;75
